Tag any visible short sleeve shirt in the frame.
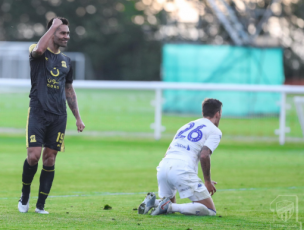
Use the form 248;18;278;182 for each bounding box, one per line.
164;118;222;172
28;44;73;115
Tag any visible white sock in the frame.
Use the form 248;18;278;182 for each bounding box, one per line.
154;199;161;206
171;203;216;216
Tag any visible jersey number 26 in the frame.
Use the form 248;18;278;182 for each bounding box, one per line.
175;122;206;142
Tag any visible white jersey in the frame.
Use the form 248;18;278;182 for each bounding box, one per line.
164;118;222;173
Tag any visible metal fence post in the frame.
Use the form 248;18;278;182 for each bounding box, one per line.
154;88;162;140
279;92;286;145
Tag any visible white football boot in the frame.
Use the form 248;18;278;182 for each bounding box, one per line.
151;197;172;216
18;193;30;213
138;192;156;214
35;208;49;214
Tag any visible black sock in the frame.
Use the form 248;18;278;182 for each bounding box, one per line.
21;159;38;204
37;165;55;209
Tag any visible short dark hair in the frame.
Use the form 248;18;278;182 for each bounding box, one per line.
202;98;222;117
47;17;69;30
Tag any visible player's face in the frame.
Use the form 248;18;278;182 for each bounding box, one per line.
53;25;70;47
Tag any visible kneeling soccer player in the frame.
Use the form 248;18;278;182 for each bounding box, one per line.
138;98;222;216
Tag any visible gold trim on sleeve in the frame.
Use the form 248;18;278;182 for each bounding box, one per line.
29;44;37;53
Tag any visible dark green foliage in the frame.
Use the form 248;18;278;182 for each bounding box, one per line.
0;0;161;81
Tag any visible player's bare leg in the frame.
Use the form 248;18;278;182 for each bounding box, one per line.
194;197;216;212
170;196;176;203
27;147;42;165
42;147;57;166
35;147;57;214
18;147;42;213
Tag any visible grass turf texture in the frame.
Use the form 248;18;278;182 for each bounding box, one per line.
0;134;303;229
0;89;302;138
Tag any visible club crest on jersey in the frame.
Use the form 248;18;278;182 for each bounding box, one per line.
30;135;36;143
61;61;67;68
50;67;60;77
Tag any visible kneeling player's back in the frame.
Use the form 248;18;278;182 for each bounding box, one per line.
165;118;222;166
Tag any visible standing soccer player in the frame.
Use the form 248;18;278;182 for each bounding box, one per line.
138;98;222;216
18;17;85;214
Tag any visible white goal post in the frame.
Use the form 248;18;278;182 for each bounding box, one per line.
1;78;304;144
294;96;304;138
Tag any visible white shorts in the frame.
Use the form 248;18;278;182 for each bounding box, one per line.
157;158;211;201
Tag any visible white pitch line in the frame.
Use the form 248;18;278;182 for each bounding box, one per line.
0;186;302;200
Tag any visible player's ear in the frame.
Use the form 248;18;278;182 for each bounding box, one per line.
215;110;220;119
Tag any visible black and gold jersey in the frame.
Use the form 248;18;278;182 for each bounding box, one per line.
28;44;73;115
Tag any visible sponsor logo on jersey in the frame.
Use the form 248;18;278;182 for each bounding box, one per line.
50;67;60;77
180;187;191;192
47;84;59;89
174;143;190;151
62;61;67;68
48;78;59;84
47;78;60;89
30;135;36;143
175;135;185;140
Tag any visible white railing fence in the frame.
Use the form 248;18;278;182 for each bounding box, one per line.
294;96;304;138
1;78;304;144
0;42;85;80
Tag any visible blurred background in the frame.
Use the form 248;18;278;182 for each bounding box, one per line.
0;0;304;143
1;0;304;82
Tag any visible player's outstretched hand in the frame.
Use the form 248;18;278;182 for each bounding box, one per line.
205;180;217;196
76;119;85;133
52;18;63;28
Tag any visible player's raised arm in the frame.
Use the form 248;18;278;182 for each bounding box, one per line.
200;146;217;196
31;18;63;58
65;82;85;132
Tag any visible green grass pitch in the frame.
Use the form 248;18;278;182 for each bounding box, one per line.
0;134;303;229
0;89;302;138
0;89;303;229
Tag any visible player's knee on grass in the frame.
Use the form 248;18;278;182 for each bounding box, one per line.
171;202;216;216
188;191;216;211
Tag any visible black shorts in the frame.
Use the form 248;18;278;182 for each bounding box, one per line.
26;106;67;152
